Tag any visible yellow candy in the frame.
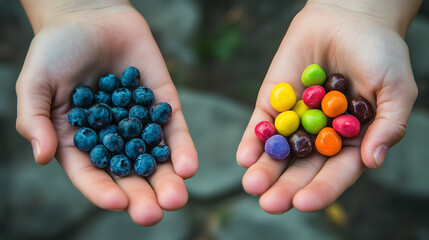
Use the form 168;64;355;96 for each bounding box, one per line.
270;83;296;112
274;110;300;136
292;100;309;119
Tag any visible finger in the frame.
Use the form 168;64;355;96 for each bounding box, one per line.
56;147;128;210
292;147;365;212
259;153;326;214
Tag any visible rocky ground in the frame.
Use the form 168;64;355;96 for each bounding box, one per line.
1;0;429;239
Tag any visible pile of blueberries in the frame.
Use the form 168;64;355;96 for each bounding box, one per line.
67;66;172;177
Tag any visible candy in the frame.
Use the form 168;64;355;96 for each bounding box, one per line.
265;135;290;160
288;130;314;158
301;64;326;87
321;90;348;118
270;83;297;112
292;100;309;119
325;73;348;93
348;96;374;124
255;121;276;142
332;115;360;138
302;85;326;109
315;127;342;156
301;109;327;134
274;110;300;137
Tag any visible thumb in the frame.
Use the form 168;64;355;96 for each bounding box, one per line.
16;65;58;165
361;70;418;169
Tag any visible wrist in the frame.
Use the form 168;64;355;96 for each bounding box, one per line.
307;0;422;37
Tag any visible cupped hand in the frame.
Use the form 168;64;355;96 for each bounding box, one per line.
236;2;417;213
16;3;198;226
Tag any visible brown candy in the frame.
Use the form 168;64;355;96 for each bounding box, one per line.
348;96;374;124
325;73;348;93
288;130;314;158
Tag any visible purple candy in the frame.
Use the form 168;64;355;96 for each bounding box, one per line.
265;135;290;160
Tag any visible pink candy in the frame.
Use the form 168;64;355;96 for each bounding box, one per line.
332;114;360;138
302;85;325;109
255;121;276;142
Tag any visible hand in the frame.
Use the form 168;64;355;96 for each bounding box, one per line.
16;2;198;226
236;1;418;213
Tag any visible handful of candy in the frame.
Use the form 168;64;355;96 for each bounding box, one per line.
255;64;374;160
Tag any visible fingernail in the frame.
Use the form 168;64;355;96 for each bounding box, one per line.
31;139;41;161
374;145;389;169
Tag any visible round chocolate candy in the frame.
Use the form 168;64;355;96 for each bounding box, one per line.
265;135;290;160
348;96;374;124
325;73;349;93
288;130;314;158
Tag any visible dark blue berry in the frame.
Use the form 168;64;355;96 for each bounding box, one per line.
72;85;94;108
118;117;143;140
98;124;119;143
111;107;129;124
103;133;124;153
121;66;140;88
110;155;131;177
133;87;154;107
151;144;170;163
74;127;98;152
129;105;150;126
94;90;112;105
87;103;112;130
150;102;172;125
90;145;110;168
112;88;132;107
134;154;156;177
67;107;88;127
141;123;163;147
99;74;120;92
125;138;146;160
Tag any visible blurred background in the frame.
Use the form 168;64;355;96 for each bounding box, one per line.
1;0;429;239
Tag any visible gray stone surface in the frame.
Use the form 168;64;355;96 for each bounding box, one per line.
368;109;429;197
179;88;249;199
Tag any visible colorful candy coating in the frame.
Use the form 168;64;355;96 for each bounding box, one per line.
302;85;326;109
255;121;277;142
332;114;360;138
301;64;326;87
274;110;300;137
348;96;374;124
325;73;348;93
301;109;327;134
315;127;342;156
270;83;297;112
321;90;348;118
292;100;310;119
265;135;290;160
288;130;314;158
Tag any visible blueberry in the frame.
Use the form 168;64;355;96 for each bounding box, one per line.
151;144;170;163
129;105;150;126
72;85;94;108
150;102;172;125
87;103;112;129
133;87;154;107
67;107;88;127
125;138;146;160
121;66;140;88
110;155;131;177
112;88;132;108
118;117;143;140
111;107;129;124
103;133;125;153
99;74;120;92
98;124;119;143
141;123;163;147
74;127;98;152
134;154;156;177
94;90;112;105
89;145;110;168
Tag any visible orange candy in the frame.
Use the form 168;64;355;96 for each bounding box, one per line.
321;90;347;118
315;127;342;156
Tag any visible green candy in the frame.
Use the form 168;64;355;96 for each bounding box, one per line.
302;109;327;134
301;64;326;87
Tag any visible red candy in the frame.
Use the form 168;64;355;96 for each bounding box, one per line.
332;114;360;138
302;85;325;109
255;121;276;142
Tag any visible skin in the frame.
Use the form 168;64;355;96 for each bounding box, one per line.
17;0;198;226
237;0;421;214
